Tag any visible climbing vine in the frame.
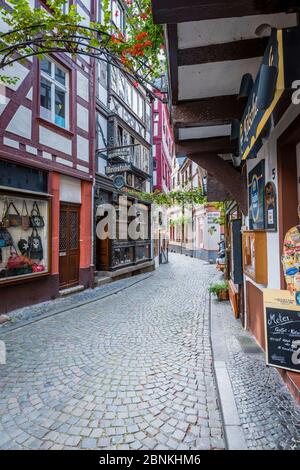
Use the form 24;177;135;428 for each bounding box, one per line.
127;188;207;207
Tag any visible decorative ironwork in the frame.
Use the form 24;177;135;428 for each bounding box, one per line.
0;24;161;100
70;211;78;250
59;211;67;251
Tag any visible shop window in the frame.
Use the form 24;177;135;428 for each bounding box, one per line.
112;246;134;267
135;244;150;262
0;194;50;282
40;57;69;129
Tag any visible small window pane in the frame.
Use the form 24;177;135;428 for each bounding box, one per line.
40;77;52;120
55;65;66;86
55;87;66;127
41;58;52;76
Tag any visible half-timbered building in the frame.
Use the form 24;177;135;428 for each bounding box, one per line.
0;0;96;313
94;0;154;282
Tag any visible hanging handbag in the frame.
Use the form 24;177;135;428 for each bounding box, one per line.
21;200;30;231
5;201;22;227
1;200;10;228
6;246;28;270
30;202;45;228
28;228;44;260
0;225;13;247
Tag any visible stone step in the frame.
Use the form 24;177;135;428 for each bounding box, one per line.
94;276;112;287
59;285;85;297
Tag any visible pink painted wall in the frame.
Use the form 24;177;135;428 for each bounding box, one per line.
152;91;173;192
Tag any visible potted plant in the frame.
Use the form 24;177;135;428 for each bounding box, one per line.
209;281;229;301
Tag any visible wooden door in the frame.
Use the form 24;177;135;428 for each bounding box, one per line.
96;214;110;271
59;204;80;288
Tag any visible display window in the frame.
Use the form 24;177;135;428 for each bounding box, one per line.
0;193;50;282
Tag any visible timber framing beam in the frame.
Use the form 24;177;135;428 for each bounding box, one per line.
176;137;235;156
152;0;300;24
166;24;179;105
172;96;246;128
178;37;268;67
190;152;247;215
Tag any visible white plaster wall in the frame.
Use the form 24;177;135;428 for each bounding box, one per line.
77;135;89;162
77;103;89;131
40;126;72;155
60;175;82;204
7;106;32;139
77;71;89;102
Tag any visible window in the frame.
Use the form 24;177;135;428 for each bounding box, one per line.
40;57;69;129
112;0;124;33
0;194;50;283
154;113;159;122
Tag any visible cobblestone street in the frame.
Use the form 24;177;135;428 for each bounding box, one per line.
0;254;223;450
1;254;300;450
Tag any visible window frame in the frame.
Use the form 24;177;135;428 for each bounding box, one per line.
40;56;70;130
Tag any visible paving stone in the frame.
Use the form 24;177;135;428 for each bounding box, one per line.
80;438;97;449
0;255;225;451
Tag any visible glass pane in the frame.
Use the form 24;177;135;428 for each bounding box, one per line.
55;65;66;86
40;58;52;76
40;77;52;121
55;87;66;127
0;195;49;281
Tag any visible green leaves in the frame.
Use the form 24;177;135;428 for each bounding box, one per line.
127;188;207;207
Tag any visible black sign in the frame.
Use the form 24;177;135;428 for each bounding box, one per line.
265;307;300;373
248;160;265;230
240;25;300;160
264;181;277;231
105;163;132;175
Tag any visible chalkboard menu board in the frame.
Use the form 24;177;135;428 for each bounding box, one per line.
264;289;300;373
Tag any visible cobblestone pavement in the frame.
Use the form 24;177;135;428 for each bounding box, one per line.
0;254;225;450
213;300;300;450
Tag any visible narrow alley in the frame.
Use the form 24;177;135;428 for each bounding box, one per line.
0;255;299;450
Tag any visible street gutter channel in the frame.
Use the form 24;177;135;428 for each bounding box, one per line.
209;293;248;450
0;274;154;335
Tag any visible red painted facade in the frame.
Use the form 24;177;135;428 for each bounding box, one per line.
152;90;173;193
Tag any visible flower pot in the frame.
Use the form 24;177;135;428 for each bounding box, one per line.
217;290;229;301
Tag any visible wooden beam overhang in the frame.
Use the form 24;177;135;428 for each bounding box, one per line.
178;37;269;67
176;137;235;156
166;24;179;105
172;96;246;128
176;140;247;214
152;0;300;24
191;153;248;215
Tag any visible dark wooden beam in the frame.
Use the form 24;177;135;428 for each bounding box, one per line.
152;0;300;24
172;95;246;128
178;37;268;67
166;24;178;105
176;137;235;155
179;149;248;214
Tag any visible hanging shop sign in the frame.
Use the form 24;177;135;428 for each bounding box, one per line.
240;26;300;160
105;163;132;175
264;181;277;231
108;148;131;160
264;289;300;374
113;175;125;190
248;160;265;230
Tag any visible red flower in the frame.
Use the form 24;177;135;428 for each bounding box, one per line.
135;31;147;41
133;81;139;88
140;13;148;20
